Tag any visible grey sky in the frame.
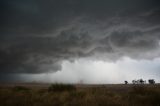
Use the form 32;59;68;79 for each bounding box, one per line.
0;0;160;83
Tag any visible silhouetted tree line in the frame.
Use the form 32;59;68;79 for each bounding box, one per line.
124;79;155;84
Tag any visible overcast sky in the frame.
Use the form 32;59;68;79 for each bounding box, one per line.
1;0;160;83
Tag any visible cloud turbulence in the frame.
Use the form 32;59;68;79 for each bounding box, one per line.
1;0;160;82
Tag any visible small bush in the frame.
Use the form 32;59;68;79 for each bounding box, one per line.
48;83;76;92
12;86;30;92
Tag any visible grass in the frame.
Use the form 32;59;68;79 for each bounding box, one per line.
127;85;160;106
0;84;160;106
12;86;30;92
48;83;76;92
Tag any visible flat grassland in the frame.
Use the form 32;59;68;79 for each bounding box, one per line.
0;83;160;106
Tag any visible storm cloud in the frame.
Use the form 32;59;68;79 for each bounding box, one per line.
1;0;160;78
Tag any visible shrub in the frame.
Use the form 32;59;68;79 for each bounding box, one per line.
48;83;76;92
12;86;30;92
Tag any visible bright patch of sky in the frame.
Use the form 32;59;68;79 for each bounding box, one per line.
20;57;160;84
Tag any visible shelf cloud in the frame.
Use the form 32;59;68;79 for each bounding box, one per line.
1;0;160;82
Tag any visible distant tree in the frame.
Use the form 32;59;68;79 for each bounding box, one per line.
139;79;144;84
132;80;135;84
124;81;128;84
132;79;146;84
132;80;137;84
148;79;155;84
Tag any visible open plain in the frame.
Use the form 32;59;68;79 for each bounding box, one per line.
0;83;160;106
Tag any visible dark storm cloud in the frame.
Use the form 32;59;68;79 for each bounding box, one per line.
1;0;160;75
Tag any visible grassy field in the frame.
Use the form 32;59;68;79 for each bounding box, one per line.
0;83;160;106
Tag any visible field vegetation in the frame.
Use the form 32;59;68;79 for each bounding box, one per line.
0;84;160;106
